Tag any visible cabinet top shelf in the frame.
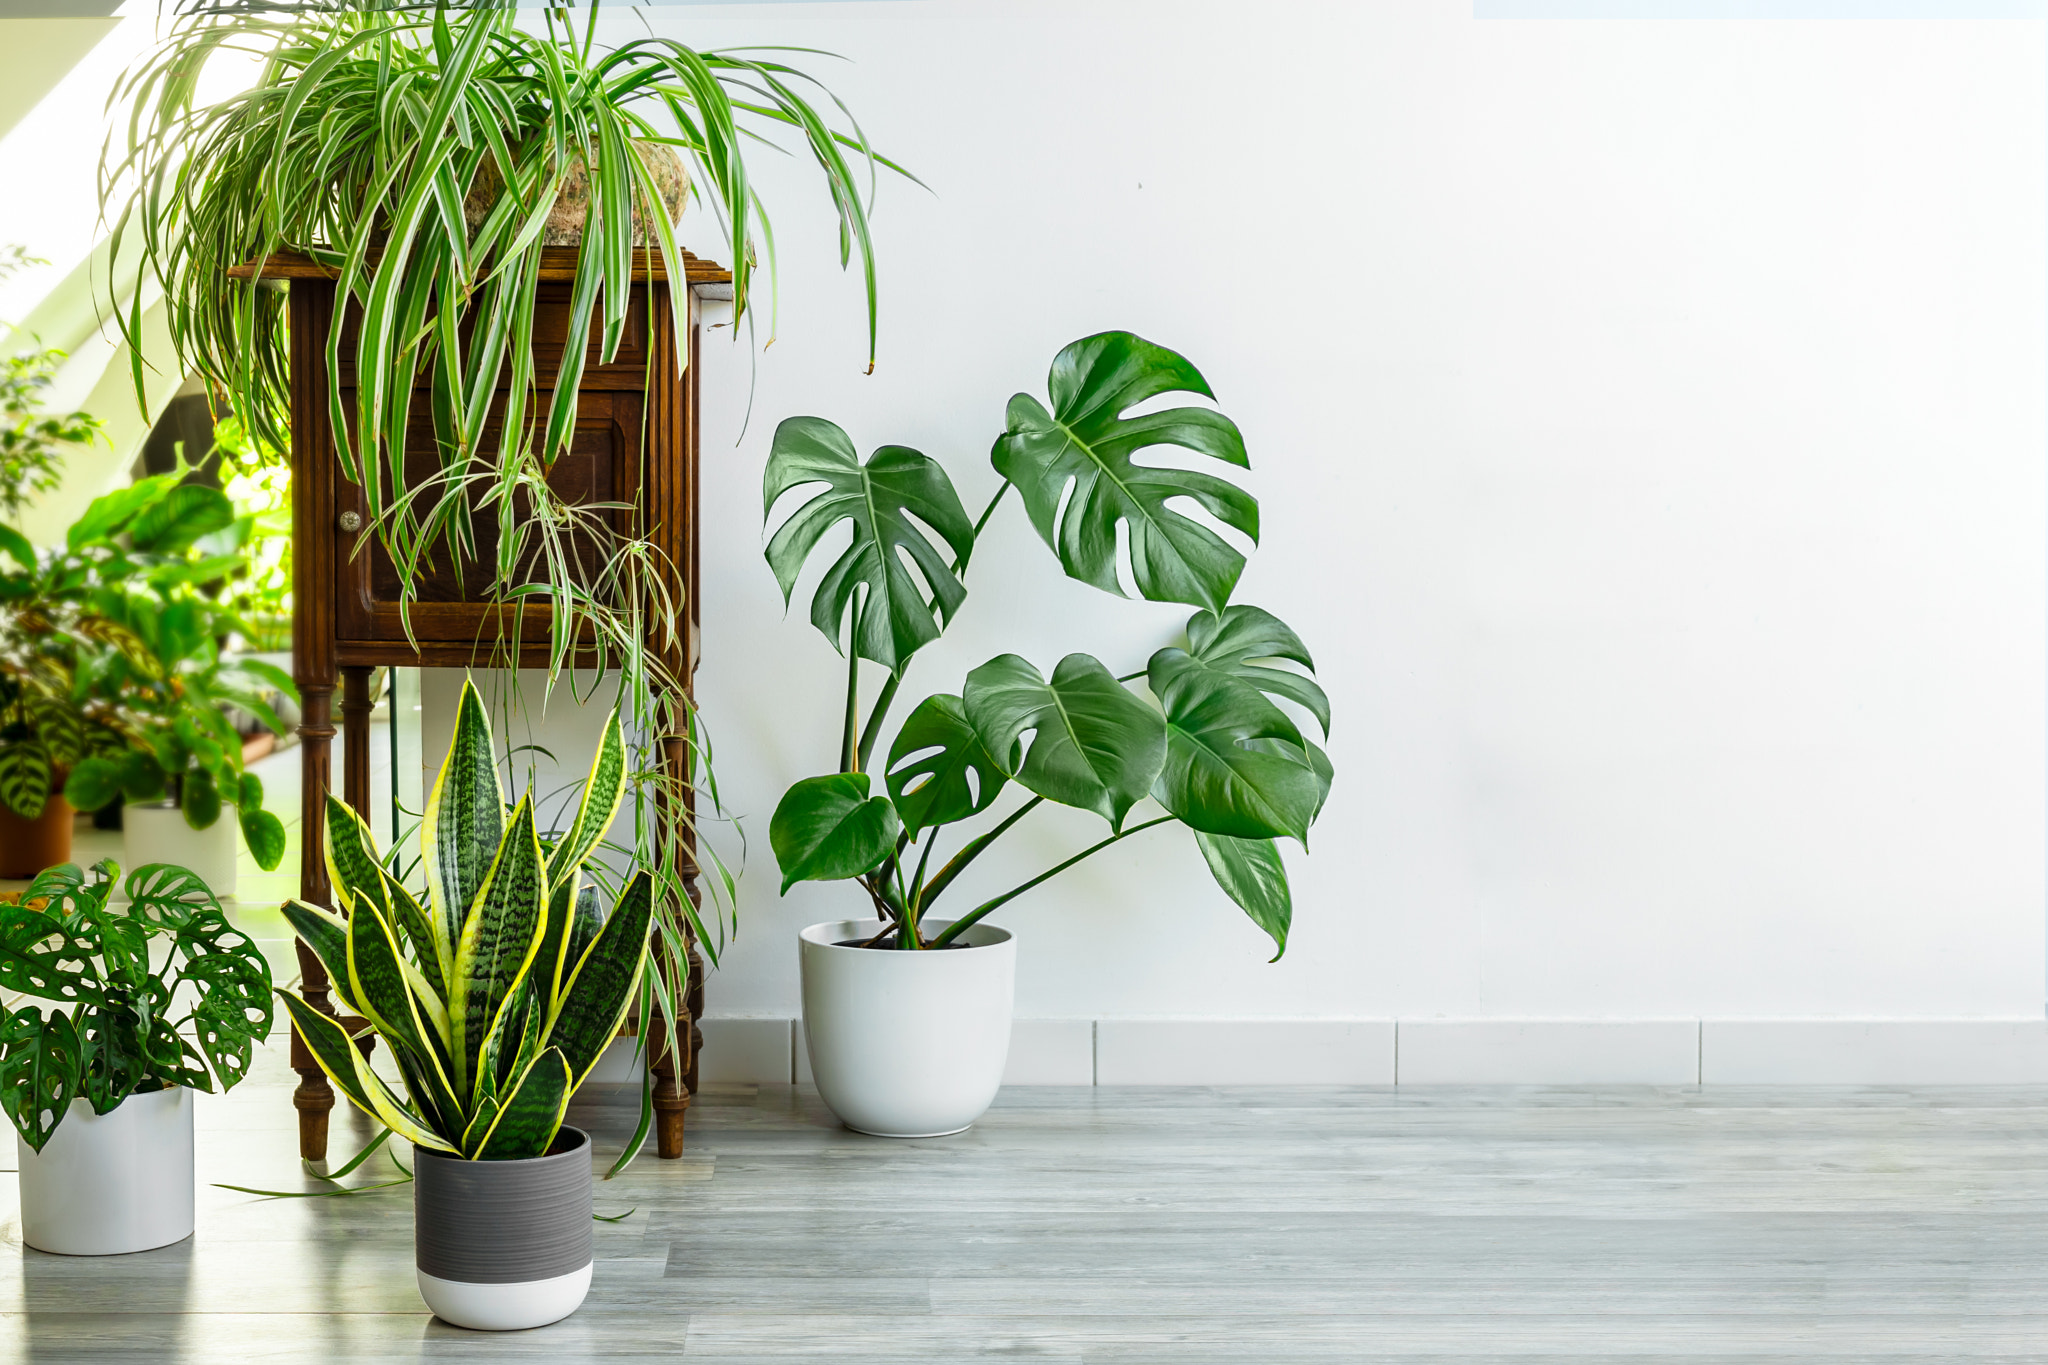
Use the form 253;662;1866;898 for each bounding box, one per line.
227;246;732;286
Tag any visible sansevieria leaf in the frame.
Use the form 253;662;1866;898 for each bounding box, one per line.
993;332;1256;612
472;1047;572;1161
278;992;457;1153
544;707;626;885
449;795;547;1100
547;869;653;1086
279;900;362;1017
423;678;505;956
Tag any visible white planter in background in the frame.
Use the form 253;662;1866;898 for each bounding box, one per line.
17;1086;195;1255
124;801;236;899
798;919;1016;1138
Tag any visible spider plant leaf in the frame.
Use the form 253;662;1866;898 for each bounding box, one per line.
1193;832;1291;961
547;868;653;1087
422;678;504;957
884;693;1006;840
763;417;974;674
450;795;547;1103
993;331;1256;612
472;1046;572;1161
963;653;1167;832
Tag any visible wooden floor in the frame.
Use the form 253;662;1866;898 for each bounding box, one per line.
9;1044;2048;1363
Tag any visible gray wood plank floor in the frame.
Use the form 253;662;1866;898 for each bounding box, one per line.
9;1034;2048;1362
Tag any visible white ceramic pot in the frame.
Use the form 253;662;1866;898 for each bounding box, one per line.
17;1086;195;1255
124;801;236;899
799;919;1016;1138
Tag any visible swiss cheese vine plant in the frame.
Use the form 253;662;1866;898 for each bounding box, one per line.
767;331;1332;958
281;678;654;1161
0;861;272;1152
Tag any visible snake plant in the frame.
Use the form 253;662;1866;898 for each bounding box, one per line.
280;677;652;1159
766;331;1332;960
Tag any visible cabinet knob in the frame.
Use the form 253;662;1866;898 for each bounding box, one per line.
338;510;362;534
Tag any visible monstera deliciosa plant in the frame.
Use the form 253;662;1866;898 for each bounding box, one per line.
767;331;1331;959
281;679;654;1161
0;861;272;1151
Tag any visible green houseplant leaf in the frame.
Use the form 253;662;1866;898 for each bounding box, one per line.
764;417;975;674
885;693;1007;840
128;484;235;556
0;741;50;819
993;331;1256;612
0;1007;85;1153
1194;831;1292;961
964;653;1166;830
1147;650;1325;844
770;773;900;894
1186;604;1331;737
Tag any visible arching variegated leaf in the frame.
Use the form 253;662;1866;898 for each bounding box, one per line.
544;708;626;885
993;331;1255;611
963;653;1165;830
764;416;975;674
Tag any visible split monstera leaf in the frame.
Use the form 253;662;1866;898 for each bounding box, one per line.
280;679;652;1160
763;331;1331;959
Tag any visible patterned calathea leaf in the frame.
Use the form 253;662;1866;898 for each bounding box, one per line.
993;331;1256;612
764;416;975;675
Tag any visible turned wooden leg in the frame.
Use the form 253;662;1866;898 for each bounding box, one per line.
340;666;374;819
292;678;337;1162
291;937;337;1162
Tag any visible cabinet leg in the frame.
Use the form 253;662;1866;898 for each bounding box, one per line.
291;939;338;1163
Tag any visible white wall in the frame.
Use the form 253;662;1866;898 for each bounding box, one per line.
452;3;2045;1069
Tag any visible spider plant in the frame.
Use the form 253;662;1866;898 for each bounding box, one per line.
102;3;897;1027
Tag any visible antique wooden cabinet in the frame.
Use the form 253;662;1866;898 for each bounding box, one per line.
231;248;729;1162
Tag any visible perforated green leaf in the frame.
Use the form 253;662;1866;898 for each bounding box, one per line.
885;693;1006;840
993;332;1255;611
764;416;975;674
0;1006;83;1152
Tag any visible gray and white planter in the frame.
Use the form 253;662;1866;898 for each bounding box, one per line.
17;1086;195;1255
798;918;1017;1138
413;1127;594;1331
123;801;237;899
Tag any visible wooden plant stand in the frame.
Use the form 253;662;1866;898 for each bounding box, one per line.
233;247;730;1162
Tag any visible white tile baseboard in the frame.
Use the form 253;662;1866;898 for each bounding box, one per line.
1396;1020;1700;1084
698;1016;2048;1086
1095;1020;1397;1085
1701;1020;2048;1084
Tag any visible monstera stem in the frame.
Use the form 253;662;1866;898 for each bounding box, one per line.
840;601;863;773
915;795;1044;912
855;671;902;774
953;481;1011;579
929;815;1177;948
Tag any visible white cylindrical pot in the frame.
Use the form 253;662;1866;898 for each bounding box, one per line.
124;801;236;899
18;1086;195;1255
799;919;1016;1138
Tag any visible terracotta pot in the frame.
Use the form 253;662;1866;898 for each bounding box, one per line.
0;793;72;879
